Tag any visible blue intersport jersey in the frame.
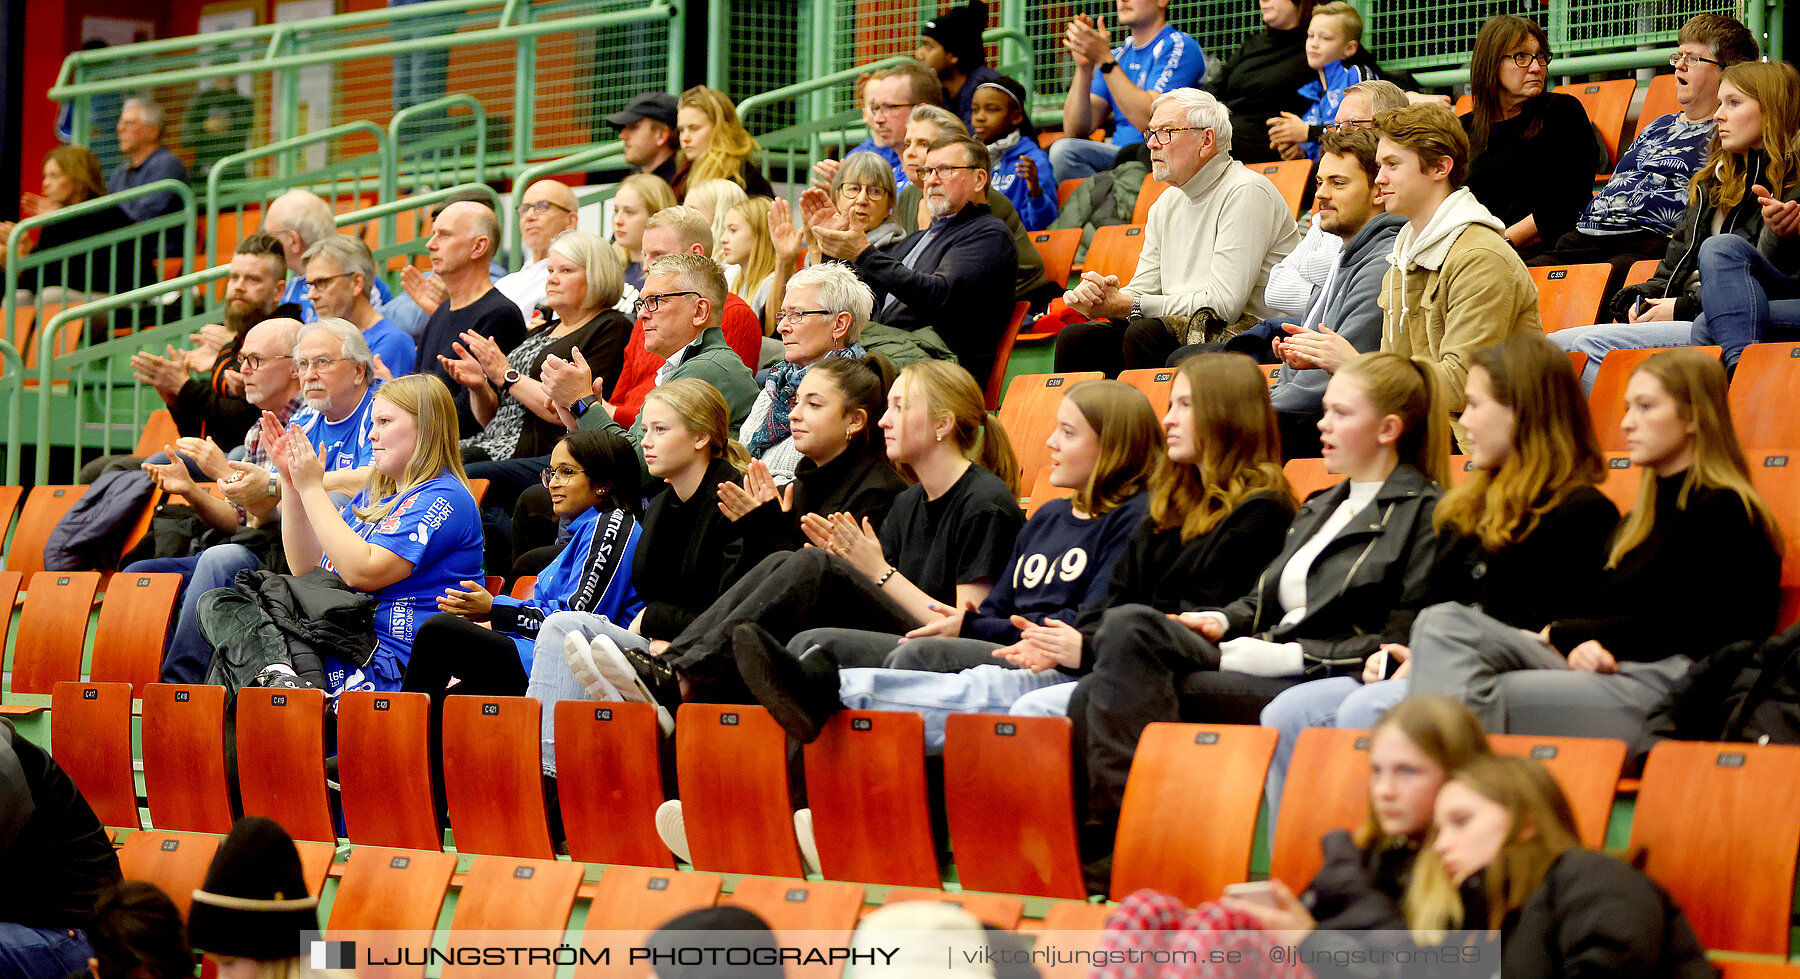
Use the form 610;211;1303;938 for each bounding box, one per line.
961;493;1149;644
361;316;417;377
281;275;396;323
1090;25;1206;146
290;382;379;473
1297;60;1375;160
847;138;910;193
323;473;484;692
489;506;645;672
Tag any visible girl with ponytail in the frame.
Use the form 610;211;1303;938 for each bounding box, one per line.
1079;351;1450;875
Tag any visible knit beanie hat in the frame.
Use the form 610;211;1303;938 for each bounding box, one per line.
923;1;990;72
186;817;320;960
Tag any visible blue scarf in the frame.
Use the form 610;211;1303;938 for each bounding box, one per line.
748;343;867;457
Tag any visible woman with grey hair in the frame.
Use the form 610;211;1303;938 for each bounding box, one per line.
737;262;874;482
442;229;633;466
826;150;904;251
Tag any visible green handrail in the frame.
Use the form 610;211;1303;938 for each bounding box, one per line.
0;338;23;484
204;122;394;272
335;182;501;279
3;179;197;347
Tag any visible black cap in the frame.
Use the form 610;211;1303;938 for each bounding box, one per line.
606;92;679;129
186;817;320;961
922;0;990;70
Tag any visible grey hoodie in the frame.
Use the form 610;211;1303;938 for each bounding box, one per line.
1270;211;1408;413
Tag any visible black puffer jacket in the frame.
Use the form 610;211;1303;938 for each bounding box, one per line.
199;567;376;694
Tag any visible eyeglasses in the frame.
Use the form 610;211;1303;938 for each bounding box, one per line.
293;356;341;375
1504;51;1552;67
540;466;587;486
914;164;981;180
1325;119;1376;132
519;200;574;215
304;273;350;292
1669;51;1725;68
1144;126;1206;146
632;291;701;315
836;183;889;201
866;101;917;117
239;354;293;372
777;308;834;323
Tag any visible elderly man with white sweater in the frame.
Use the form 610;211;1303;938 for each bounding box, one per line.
1052;87;1299;376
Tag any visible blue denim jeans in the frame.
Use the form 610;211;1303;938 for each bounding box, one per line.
839;664;1072;752
1257;676;1408;825
1695;234;1800;368
124;543;261;684
1547;320;1698;392
0;924;93;979
1048;137;1122;184
524;611;650;776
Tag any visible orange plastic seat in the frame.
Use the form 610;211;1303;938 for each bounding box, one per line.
675;703;806;877
554;700;673;868
1270;727;1373;890
88;572;181;695
141;684;234;834
1024;464;1075;518
9;570;99;695
1132;176;1173;225
326;845;458;979
881;888;1024;928
943;713;1085;899
1488;733;1625;848
1116;366;1174;416
575;867;723;979
1746;449;1800;630
1029;228;1082;289
727;878;865;979
1633;74;1680;142
1283;457;1344;499
1596;453;1643;513
1623;257;1660;287
1245;160;1311;219
116;831;220;920
442;695;555;858
1530;263;1611;334
1729;342;1800;449
802;709;939;887
997;372;1104;486
6;485;86;578
235;686;336;842
1111;723;1277;903
51;681;140;828
1556;78;1635;162
1081;224;1146;282
1590;346;1720;452
440;856;585;979
1629;741;1800;954
338;691;441;850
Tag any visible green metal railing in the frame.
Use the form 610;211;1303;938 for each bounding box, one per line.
3;180;198;352
390;95;491;199
50;0;681;181
203;123;395;275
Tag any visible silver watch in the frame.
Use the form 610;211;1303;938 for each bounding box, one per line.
1128;296;1143;320
268;473;281;499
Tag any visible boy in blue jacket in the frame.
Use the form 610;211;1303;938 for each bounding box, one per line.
972;75;1059;230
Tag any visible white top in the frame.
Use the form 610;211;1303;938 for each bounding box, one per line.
495;256;550;321
1275;480;1382;628
1263;213;1342;319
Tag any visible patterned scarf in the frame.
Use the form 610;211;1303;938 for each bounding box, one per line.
747;342;866;457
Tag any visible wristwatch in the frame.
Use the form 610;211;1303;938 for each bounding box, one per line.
571;396;596;418
1128;295;1143;319
499;368;523;393
1100;59;1120;74
267;473;281;500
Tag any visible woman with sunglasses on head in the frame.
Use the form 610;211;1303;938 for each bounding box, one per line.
1461;15;1600;257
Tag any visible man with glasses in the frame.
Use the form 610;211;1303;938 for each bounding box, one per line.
85;233;290;482
812;61;945;194
303;235;415;376
810;134;1018;385
496;180;582;322
265;189;394;322
107;97;189;256
1530;14;1758;285
566;253;757;469
1050;0;1203;183
417;200;528;435
1054;88;1298;376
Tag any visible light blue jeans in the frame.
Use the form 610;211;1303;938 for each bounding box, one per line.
1258;676;1408;825
1048;137;1122;184
524;610;650;776
840;664;1074;752
1547;320;1699;392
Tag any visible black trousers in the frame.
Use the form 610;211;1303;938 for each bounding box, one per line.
402;612;530;705
1081;604;1299;827
1052;317;1183;377
664;548;920;700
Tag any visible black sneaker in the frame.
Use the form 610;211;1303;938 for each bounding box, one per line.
731;623;842;743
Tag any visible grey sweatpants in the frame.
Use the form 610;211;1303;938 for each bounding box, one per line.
1406;601;1690;739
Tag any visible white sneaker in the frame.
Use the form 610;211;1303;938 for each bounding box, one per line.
793;807;821;877
656;799;692;864
564;633;626;702
587;632;677;736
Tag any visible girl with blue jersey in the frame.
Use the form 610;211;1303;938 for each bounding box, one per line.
267;373;485;694
399;428;646;708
